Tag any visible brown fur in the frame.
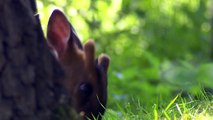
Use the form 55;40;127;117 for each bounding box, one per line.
47;9;110;120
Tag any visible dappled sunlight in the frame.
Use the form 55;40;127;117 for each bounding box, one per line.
37;0;213;119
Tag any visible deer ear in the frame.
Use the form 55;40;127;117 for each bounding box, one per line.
84;40;95;64
98;54;110;73
47;9;70;57
69;25;83;50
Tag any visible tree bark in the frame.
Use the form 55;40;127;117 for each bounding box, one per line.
0;0;72;120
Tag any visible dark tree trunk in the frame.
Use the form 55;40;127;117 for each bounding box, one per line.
0;0;74;120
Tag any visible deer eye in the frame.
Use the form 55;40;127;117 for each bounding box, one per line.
79;83;93;97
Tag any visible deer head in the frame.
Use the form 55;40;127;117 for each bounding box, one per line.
47;9;110;120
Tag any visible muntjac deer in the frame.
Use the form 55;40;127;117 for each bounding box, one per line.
47;9;110;120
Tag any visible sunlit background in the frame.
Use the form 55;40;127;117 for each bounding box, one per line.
37;0;213;119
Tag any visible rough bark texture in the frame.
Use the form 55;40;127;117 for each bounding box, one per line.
0;0;71;120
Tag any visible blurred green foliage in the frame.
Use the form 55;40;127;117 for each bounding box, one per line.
37;0;213;112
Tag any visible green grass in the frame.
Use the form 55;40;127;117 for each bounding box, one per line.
102;93;213;120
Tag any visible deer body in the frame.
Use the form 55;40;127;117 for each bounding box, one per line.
47;9;110;120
